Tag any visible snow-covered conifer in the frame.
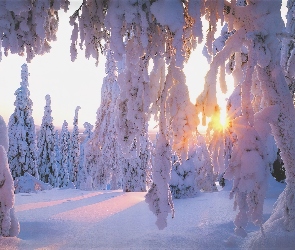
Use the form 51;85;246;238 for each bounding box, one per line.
85;48;122;190
281;0;295;98
195;135;218;193
37;95;56;186
170;154;198;199
8;64;38;180
122;138;147;192
58;121;70;188
78;122;93;190
0;145;19;237
69;106;81;186
0;116;8;152
53;130;61;188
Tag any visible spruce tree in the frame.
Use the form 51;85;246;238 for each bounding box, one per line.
54;130;61;188
69;106;80;186
8;64;38;180
58;121;70;188
37;95;56;186
78;122;93;190
0;116;8;152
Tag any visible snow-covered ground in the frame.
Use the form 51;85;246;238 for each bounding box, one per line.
0;177;288;250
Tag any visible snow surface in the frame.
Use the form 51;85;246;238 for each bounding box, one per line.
0;177;289;249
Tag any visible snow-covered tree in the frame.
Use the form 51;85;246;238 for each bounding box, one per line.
0;145;19;237
53;130;61;188
122;139;147;192
78;122;93;190
58;120;70;188
0;0;69;62
8;63;38;180
37;95;56;187
84;48;122;190
170;153;199;199
69;106;80;186
139;129;152;190
0;116;8;152
195;134;217;193
281;0;295;99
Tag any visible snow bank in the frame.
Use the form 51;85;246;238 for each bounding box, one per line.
14;172;53;194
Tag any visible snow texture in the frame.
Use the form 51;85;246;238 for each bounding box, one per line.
0;145;19;237
14;172;52;194
0;178;289;249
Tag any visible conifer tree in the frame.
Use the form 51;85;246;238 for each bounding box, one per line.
37;95;56;186
54;130;61;188
122;137;148;192
195;135;218;193
85;49;120;190
58;121;70;188
170;153;198;199
8;64;38;180
0;116;8;152
78;122;93;190
69;106;81;186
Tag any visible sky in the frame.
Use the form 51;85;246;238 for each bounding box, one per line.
0;1;287;131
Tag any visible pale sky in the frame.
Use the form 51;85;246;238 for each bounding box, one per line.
0;2;104;130
2;1;287;132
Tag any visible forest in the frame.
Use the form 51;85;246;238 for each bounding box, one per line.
0;0;295;249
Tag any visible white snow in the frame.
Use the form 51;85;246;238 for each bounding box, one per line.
0;177;289;249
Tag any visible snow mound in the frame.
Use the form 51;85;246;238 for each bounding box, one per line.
14;172;53;193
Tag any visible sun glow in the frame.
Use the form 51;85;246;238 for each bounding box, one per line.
220;108;229;129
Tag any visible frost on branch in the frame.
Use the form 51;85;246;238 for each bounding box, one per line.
145;73;174;229
115;38;150;154
166;61;199;160
224;115;269;237
145;132;174;230
0;0;69;62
